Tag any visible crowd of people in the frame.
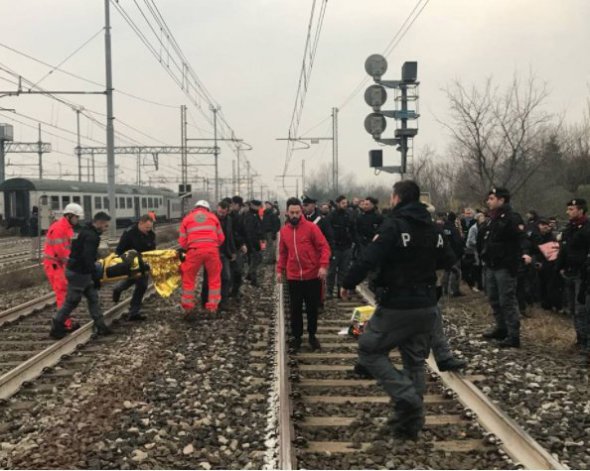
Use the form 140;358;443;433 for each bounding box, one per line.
39;180;590;440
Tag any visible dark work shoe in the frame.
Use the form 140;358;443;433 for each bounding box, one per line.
498;337;520;348
391;401;425;440
352;363;373;379
112;289;122;304
49;320;68;340
309;335;321;352
289;336;302;353
127;313;147;321
482;327;508;340
437;357;468;372
95;322;113;336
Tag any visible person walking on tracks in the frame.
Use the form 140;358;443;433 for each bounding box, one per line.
112;214;156;321
277;198;331;352
50;211;113;339
179;200;225;316
341;180;456;440
44;203;84;330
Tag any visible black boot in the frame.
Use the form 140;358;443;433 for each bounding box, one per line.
127;311;147;321
482;327;508;340
49;319;68;340
498;337;520;348
94;320;113;336
112;288;122;303
309;334;321;351
437;357;468;372
289;336;302;353
352;363;373;379
391;401;425;440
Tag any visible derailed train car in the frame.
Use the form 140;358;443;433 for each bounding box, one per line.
0;177;182;229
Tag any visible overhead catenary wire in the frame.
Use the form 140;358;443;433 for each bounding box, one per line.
282;0;329;185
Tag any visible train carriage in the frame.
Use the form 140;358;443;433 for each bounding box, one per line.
0;178;182;229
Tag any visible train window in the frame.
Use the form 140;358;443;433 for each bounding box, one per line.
62;196;70;207
95;196;102;209
103;197;109;210
148;197;153;208
154;198;159;209
50;196;60;210
115;198;118;209
73;196;81;204
119;197;125;209
127;197;132;208
142;198;147;209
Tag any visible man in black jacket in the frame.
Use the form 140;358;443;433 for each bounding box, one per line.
243;200;264;287
480;187;527;348
262;201;281;264
557;198;590;353
50;212;112;339
229;196;248;298
303;196;334;248
112;214;156;320
355;196;383;257
327;195;356;298
201;200;237;311
342;180;456;439
441;212;464;297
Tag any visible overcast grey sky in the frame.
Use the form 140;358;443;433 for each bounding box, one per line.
0;0;588;198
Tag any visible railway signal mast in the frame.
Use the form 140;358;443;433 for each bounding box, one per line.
363;55;419;176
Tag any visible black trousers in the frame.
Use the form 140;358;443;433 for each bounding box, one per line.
114;275;149;315
288;279;321;338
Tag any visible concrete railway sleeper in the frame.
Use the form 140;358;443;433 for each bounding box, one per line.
274;281;568;469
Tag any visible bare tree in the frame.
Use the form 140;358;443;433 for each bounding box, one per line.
442;74;555;196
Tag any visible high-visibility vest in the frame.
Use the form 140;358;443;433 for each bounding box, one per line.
43;217;73;265
178;208;225;250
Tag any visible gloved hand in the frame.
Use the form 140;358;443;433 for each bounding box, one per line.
176;248;187;262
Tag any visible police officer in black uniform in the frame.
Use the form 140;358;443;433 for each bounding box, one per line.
341;181;456;439
243;200;264;287
327;195;356;298
557;198;590;354
112;214;156;320
480;187;527;348
229;196;248;299
50;212;112;339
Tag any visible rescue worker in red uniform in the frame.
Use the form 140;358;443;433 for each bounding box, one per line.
179;200;225;316
43;203;84;331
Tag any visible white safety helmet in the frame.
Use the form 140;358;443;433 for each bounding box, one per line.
63;203;84;219
194;200;211;211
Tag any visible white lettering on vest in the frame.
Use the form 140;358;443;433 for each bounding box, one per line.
437;234;444;248
401;233;411;247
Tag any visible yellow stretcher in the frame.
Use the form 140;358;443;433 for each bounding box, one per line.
96;249;182;298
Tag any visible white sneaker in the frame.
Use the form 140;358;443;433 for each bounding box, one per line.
472;287;480;293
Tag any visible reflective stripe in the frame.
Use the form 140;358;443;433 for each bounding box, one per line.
46;238;68;246
45;255;68;262
188;238;218;244
208;289;221;295
187;225;218;233
181;290;193;295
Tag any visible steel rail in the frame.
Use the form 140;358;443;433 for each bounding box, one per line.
0;287;153;401
356;284;567;470
0;292;55;327
277;282;294;470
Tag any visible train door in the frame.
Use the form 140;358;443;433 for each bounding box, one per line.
83;195;92;223
134;196;140;220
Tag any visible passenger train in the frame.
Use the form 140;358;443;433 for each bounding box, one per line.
0;178;182;229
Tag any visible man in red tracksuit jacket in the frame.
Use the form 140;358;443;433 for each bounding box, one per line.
277;197;331;352
179;200;225;315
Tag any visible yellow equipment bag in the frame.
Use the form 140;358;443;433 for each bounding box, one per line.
349;305;376;337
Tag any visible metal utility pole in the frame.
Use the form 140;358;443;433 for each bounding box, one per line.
332;107;339;194
104;0;116;237
91;149;96;182
232;160;236;195
301;159;305;194
236;146;241;196
76;109;82;181
211;106;219;203
37;124;43;179
246;160;251;199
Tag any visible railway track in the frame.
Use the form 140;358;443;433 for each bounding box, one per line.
274;283;567;470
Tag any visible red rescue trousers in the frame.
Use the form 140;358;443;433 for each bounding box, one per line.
180;248;222;312
44;261;67;308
